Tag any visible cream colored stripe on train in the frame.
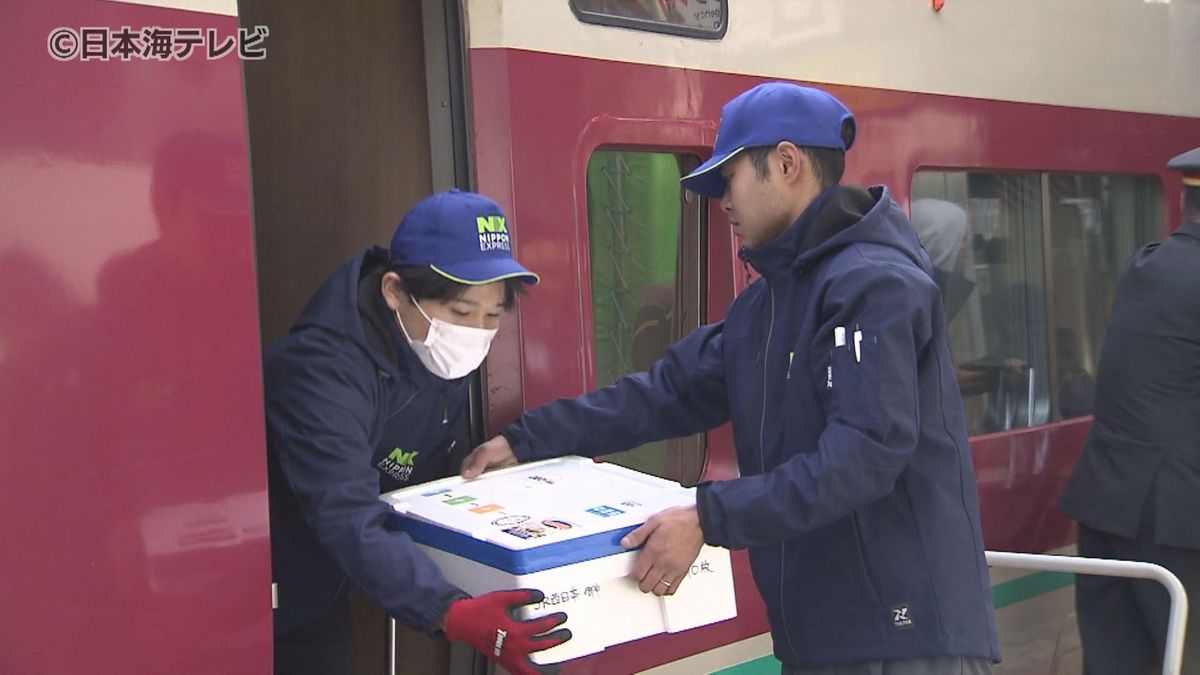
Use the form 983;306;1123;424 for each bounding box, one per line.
101;0;237;17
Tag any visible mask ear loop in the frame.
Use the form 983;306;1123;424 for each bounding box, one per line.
395;294;433;344
409;294;435;324
395;307;416;342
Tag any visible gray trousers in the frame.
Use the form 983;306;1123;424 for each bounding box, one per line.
1076;523;1200;675
782;656;994;675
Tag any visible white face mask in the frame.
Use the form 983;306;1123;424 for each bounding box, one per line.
396;297;498;380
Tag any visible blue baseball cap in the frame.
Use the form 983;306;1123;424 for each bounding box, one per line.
390;189;540;285
681;82;856;197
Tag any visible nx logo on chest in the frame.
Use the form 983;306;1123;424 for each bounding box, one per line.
377;448;419;482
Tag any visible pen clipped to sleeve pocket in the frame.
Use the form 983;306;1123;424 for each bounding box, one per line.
825;335;880;429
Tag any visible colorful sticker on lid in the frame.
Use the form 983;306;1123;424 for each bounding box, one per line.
503;525;548;540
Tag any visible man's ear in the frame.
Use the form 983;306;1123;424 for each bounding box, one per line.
380;271;406;312
775;141;807;185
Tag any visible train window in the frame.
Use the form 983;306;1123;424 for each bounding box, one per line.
586;150;706;484
1044;174;1159;420
570;0;727;39
913;170;1162;433
911;172;1052;435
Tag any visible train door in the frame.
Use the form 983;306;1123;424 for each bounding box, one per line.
240;0;470;672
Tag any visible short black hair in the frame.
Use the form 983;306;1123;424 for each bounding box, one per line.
1185;186;1200;223
798;146;846;190
390;265;525;310
744;145;772;180
743;120;852;191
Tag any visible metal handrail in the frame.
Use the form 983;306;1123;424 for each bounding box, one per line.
986;550;1190;675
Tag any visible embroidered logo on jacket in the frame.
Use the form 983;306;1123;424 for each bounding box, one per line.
377;448;418;481
892;604;914;629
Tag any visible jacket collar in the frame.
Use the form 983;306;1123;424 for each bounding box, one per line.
1176;219;1200;241
739;185;839;281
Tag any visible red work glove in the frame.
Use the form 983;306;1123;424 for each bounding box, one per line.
443;589;571;675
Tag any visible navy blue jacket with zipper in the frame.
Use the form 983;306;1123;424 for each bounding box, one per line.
264;247;467;635
505;185;999;667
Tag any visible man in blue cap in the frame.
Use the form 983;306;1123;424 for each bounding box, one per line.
1060;146;1200;674
265;190;569;675
463;82;999;673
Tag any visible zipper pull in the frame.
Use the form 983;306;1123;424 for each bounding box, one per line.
442;397;448;425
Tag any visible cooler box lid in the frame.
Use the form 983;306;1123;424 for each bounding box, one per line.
381;457;695;574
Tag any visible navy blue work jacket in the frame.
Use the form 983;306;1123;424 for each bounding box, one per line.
264;248;468;635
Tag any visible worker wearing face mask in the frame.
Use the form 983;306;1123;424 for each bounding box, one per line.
264;190;569;675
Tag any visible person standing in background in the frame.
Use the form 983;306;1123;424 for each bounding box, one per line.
1060;146;1200;675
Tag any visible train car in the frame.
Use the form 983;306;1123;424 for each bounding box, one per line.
2;0;1199;674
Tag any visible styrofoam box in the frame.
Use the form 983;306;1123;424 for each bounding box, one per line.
380;456;737;664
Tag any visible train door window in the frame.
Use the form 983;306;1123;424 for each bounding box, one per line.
1044;174;1159;420
570;0;728;39
585;150;706;484
911;171;1051;435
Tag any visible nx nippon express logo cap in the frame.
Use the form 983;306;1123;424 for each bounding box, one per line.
681;81;856;198
389;189;540;285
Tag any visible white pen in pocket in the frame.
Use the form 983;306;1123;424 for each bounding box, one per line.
829;326;846;389
853;328;863;363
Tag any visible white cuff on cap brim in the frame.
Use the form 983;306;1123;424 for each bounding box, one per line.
680;147;745;198
429;263;541;286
